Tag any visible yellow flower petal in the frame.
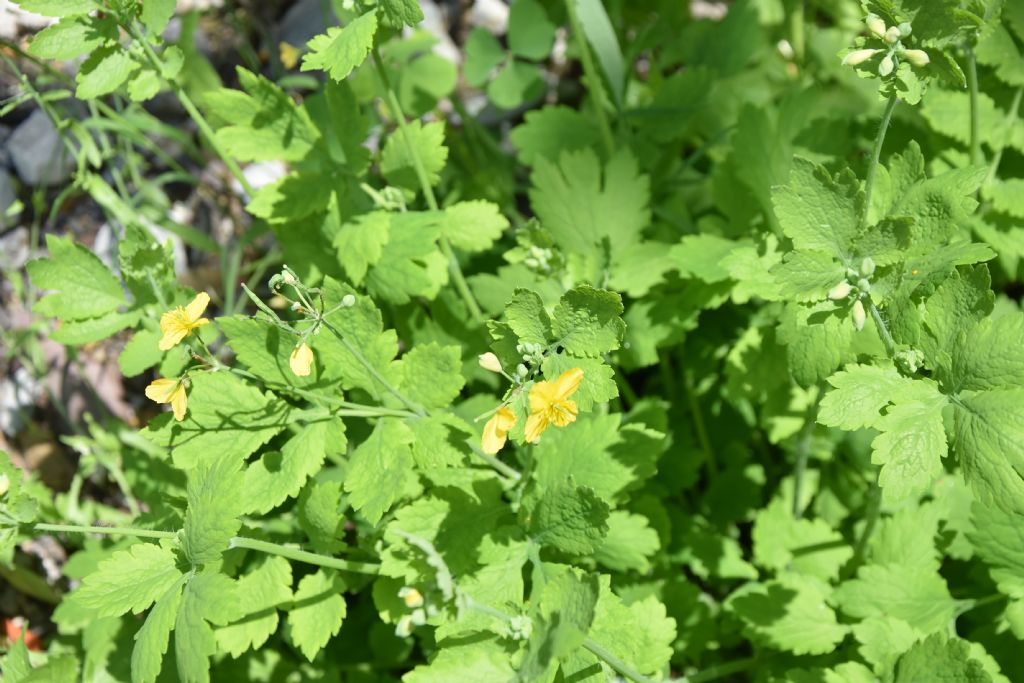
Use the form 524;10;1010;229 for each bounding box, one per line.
145;378;189;421
524;368;584;443
482;406;517;454
289;342;314;377
158;292;211;351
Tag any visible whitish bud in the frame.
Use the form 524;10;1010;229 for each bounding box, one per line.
478;352;503;373
398;587;424;609
857;278;872;292
903;49;929;67
0;473;8;497
828;281;853;300
860;257;876;276
865;14;887;38
516;364;528;377
341;294;356;307
897;22;912;37
879;54;895;76
852;299;867;331
842;48;881;66
282;270;297;285
884;26;901;44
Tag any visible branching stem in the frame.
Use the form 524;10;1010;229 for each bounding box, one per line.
369;47;484;324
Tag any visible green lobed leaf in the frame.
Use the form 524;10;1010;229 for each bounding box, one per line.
287;570;346;662
728;574;847;655
395;342;465;410
27;14;115;60
508;0;556;61
72;543;183;618
380;120;448;194
141;0;176;35
301;12;378;82
243;420;342;515
76;46;140;99
835;562;957;634
131;575;187;683
174;572;237;683
527;482;610;556
183;453;244;566
216;556;294;657
551;286;626;358
28;235;125;320
894;633;993;683
344;418;417;526
773;158;861;261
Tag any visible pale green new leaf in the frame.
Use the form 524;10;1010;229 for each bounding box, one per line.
141;0;176;35
594;510;660;573
184;454;244;565
344;418;416;525
287;570;346;661
28;15;114;60
773;158;861;260
364;211;447;304
216;557;293;657
528;482;610;556
380;120;447;193
76;46;140;99
588;576;676;676
132;576;187;683
333;211;390;283
442;200;509;252
378;0;424;28
301;12;378;82
872;397;949;504
728;574;847;655
16;0;96;16
73;543;183;618
243;420;341;515
835;563;957;634
772;250;846;302
175;572;238;683
395;342;465;410
819;364;926;430
28;235;124;320
505;288;552;346
551;286;625;358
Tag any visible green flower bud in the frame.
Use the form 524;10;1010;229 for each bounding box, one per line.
828;281;853;300
857;278;872;292
341;294;356;307
865;14;887;38
884;26;901;44
852;299;867;331
0;473;8;497
842;48;881;66
860;257;876;276
902;49;929;67
897;22;912;37
478;352;503;373
879;54;895;76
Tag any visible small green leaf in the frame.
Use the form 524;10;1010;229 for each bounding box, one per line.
380;120;448;193
301;12;378;82
344;418;416;526
508;0;555;61
76;46;140;99
288;570;346;661
28;14;115;60
141;0;176;35
73;543;183;618
528;482;610;556
28;235;125;320
551;286;626;358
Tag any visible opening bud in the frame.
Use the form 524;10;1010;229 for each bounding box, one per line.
865;14;887;38
842;48;881;66
902;49;929;67
852;299;867;331
828;281;853;300
478;352;503;373
398;587;424;609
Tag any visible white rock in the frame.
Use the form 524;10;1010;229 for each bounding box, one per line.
469;0;509;34
7;109;76;186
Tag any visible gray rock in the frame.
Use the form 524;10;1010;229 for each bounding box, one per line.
0;169;16;229
280;0;333;48
7;109;76;187
0;226;28;270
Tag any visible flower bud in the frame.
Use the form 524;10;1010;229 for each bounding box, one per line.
341;294;356;307
828;281;853;300
884;26;901;44
516;364;528;377
897;22;912;37
857;278;872;292
0;473;8;497
398;587;424;609
478;352;503;373
852;299;867;331
281;270;297;285
902;49;929;67
879;54;895;76
865;14;887;38
860;257;876;277
842;48;881;66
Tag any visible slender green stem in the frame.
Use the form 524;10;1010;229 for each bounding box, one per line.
582;638;659;683
470;448;522;481
33;523;381;575
35;523;176;540
965;44;982;168
464;598;655;683
683;367;715;477
955;593;1006;617
564;0;615;157
788;0;805;63
792;389;822;519
129;22;255;197
321;320;427;416
984;86;1023;187
847;483;882;575
370;47;484;324
868;300;896;359
228;537;380;574
861;94;899;230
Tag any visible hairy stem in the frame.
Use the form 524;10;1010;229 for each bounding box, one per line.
788;0;805;63
564;0;616;157
470;447;523;482
370;47;484;324
861;94;899;230
869;300;897;359
33;523;381;575
129;22;255;197
792;389;822;519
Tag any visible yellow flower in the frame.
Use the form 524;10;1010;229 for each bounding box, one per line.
481;406;517;454
145;377;189;421
525;368;584;443
159;292;211;351
289;342;314;377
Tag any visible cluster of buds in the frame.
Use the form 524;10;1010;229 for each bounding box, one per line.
827;257;876;331
895;347;926;375
842;14;929;76
395;586;442;637
522;245;555;274
506;614;533;641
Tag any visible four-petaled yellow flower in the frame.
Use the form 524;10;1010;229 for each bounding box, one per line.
289;342;314;377
145;377;189;421
481;406;517;454
159;292;211;351
525;368;584;443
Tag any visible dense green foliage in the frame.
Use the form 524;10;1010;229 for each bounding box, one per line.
2;0;1024;681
